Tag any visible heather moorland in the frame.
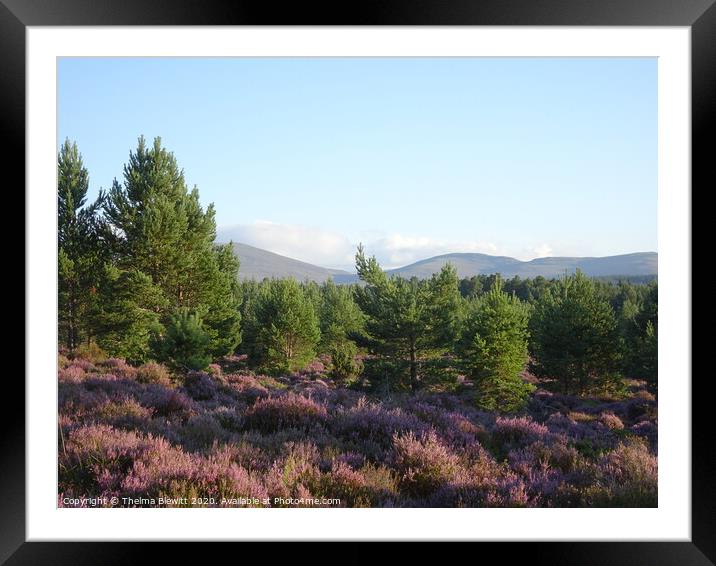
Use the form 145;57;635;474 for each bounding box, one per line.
57;137;658;508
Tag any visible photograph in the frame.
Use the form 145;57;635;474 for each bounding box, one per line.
56;56;659;510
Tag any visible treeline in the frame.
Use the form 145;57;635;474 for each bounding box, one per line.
58;137;657;412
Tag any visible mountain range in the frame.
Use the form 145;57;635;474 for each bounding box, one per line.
227;242;657;283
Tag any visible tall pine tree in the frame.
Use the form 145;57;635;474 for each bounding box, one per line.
58;139;109;351
103;137;241;358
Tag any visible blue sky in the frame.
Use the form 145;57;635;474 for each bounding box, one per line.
58;57;657;270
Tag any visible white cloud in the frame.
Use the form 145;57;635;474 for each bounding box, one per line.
217;221;355;268
511;243;556;261
531;243;553;258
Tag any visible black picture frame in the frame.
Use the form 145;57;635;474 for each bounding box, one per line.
7;1;710;563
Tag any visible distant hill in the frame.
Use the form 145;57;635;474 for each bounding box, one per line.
384;251;658;280
225;242;657;283
228;242;350;282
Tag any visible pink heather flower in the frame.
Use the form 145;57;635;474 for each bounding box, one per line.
243;394;327;432
600;412;625;431
392;430;460;497
493;416;549;447
59;365;85;383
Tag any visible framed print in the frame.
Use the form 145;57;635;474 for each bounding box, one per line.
8;0;713;563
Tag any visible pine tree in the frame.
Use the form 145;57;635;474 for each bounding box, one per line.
253;278;321;374
57;139;109;350
354;245;461;390
456;278;534;412
151;309;212;371
319;280;365;381
626;282;658;383
530;270;622;394
237;278;263;361
318;280;364;349
93;265;166;363
103;136;240;357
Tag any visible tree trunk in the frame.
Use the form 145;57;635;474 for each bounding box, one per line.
409;341;418;391
68;283;77;351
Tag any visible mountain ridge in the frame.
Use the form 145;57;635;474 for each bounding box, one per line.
223;242;657;283
228;242;350;282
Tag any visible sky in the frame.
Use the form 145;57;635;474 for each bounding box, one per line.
58;57;657;271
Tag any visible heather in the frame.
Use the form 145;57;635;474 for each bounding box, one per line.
59;353;657;508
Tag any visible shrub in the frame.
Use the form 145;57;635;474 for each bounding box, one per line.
492;416;549;449
123;443;268;504
359;463;398;504
69;359;96;373
152;310;212;371
300;359;326;378
73;342;107;363
320;461;372;507
329;341;363;384
243;394;327;432
508;440;580;477
409;402;485;447
136;362;173;386
264;441;321;502
183;371;219;401
212;407;245;433
59;365;86;383
206;363;223;378
335;400;429;450
96;398;154;429
179;414;228;452
99;358;137;379
594;438;658;506
225;374;269;402
139;386;194;419
392;431;460;497
630;420;658;453
600;412;625;431
633;389;656;402
601;438;656;479
59;424;164;492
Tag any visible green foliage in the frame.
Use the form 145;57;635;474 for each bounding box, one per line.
57;139;110;350
626;283;657;383
316;280;364;383
459;273;550;303
93;265;165;364
196;244;242;357
630;320;657;386
354;245;461;390
152;309;212;371
237;279;262;360
328;341;363;384
103;136;241;355
318;280;364;350
252;279;321;374
529;270;623;394
456;278;534;412
361;357;412;393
